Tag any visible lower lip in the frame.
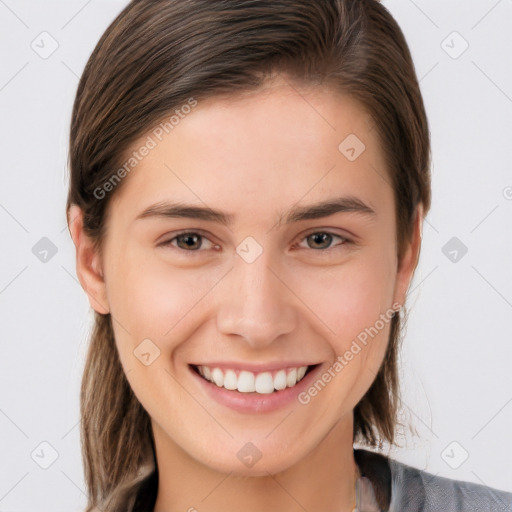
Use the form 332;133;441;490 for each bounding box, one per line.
189;363;323;413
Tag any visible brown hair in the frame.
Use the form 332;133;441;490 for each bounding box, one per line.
66;0;431;509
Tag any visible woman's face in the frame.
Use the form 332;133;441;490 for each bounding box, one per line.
72;76;421;476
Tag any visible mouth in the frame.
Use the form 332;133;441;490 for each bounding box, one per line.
190;363;319;395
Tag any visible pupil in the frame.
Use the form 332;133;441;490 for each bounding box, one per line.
179;234;200;250
310;233;331;249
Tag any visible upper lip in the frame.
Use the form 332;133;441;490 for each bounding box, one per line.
190;362;320;373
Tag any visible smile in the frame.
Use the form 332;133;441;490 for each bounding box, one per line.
189;362;322;413
194;365;312;394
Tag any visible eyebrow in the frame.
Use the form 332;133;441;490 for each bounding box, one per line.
135;195;377;226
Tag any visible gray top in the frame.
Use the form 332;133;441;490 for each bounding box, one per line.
354;448;512;512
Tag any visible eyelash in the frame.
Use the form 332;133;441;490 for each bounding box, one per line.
159;229;351;254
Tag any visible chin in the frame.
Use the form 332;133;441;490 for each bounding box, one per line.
199;443;301;477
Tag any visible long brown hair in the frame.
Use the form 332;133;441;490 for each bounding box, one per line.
66;0;431;509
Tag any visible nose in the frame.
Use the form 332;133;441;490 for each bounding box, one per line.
216;249;298;349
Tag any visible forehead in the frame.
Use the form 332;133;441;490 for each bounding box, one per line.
107;78;391;225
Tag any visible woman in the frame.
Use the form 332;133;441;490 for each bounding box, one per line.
66;0;512;511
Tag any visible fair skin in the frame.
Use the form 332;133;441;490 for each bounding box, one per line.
69;75;423;512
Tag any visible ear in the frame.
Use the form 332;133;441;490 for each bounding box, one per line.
392;203;424;308
67;205;110;315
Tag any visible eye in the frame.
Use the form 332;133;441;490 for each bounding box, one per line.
159;231;219;252
159;230;350;254
296;231;349;251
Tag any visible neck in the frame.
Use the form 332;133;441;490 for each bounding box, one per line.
152;414;359;512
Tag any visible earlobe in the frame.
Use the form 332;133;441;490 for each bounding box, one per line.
67;205;110;315
392;203;424;308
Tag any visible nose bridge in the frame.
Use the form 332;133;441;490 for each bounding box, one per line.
216;247;296;347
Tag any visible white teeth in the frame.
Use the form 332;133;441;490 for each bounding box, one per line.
237;371;255;393
211;368;224;387
223;369;238;390
255;372;274;394
273;369;287;391
286;368;297;388
297;366;307;380
197;365;310;394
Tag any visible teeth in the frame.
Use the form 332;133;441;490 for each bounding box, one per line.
286;368;297;388
197;365;310;394
274;369;287;391
211;368;224;387
224;369;238;390
238;371;255;393
255;372;274;394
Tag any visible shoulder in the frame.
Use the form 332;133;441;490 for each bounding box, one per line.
354;448;512;512
387;455;512;512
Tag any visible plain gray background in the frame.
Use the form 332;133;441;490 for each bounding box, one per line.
0;0;511;510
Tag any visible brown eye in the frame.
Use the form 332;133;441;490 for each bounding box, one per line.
175;233;202;250
298;231;349;251
307;232;333;249
160;231;218;252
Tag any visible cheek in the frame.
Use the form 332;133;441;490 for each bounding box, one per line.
104;253;223;408
291;252;396;345
105;248;224;347
292;257;396;409
289;253;396;404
